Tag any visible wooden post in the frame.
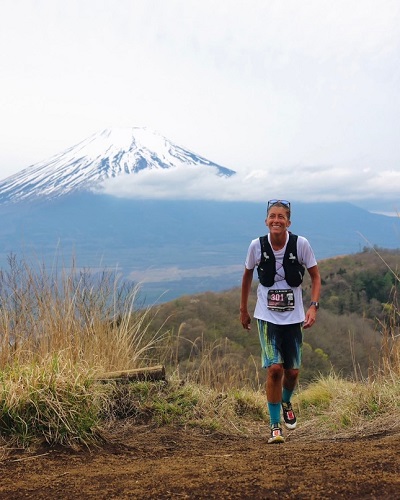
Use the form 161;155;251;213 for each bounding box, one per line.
95;365;166;383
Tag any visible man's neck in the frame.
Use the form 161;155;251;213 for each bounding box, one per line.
269;231;288;250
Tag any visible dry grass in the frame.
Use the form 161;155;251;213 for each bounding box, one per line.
0;353;107;448
293;246;400;440
100;376;268;436
0;249;399;449
0;256;164;372
0;256;165;447
292;371;400;440
160;329;263;392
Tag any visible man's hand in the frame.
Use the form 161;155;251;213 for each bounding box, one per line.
240;310;251;330
303;306;317;329
240;267;254;330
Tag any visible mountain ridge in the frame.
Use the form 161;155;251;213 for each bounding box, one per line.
0;127;235;203
0;192;398;303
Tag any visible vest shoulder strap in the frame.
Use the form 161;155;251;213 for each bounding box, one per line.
259;232;298;258
287;233;298;256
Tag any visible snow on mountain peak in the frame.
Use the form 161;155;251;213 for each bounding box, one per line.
0;127;235;203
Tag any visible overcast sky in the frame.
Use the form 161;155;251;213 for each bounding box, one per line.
1;0;399;212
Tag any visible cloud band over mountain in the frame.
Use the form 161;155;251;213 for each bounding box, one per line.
0;126;398;214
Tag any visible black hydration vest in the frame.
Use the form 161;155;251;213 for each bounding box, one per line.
257;233;305;287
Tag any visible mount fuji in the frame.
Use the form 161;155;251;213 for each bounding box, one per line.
0;127;235;203
0;128;398;304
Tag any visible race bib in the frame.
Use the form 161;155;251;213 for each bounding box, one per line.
267;289;295;311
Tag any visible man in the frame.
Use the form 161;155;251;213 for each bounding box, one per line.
240;200;321;444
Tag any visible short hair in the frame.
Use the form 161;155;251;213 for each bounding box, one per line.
267;200;291;219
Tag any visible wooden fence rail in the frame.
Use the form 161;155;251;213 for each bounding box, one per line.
95;365;166;383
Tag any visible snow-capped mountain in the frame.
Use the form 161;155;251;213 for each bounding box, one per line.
0;128;235;203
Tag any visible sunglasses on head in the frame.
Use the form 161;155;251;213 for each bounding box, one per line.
267;199;291;210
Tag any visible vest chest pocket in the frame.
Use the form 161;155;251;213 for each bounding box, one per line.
267;289;295;311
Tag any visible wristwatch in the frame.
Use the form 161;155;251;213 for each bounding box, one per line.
310;301;319;309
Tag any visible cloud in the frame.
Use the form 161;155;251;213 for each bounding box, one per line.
99;165;239;201
98;162;400;206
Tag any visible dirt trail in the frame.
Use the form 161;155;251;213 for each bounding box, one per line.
0;425;399;499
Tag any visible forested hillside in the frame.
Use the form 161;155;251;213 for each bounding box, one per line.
147;248;400;385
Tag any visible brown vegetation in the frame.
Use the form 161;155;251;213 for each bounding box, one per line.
0;248;399;497
147;248;399;385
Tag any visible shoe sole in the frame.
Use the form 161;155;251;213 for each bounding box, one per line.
268;436;285;444
284;422;297;430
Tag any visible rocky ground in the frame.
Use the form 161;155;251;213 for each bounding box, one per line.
0;422;399;499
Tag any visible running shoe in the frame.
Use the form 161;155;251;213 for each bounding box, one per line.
268;425;285;444
282;401;297;429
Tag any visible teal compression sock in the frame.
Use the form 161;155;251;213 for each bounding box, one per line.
268;402;281;426
282;386;294;403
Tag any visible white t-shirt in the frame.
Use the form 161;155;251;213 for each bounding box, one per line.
245;232;317;324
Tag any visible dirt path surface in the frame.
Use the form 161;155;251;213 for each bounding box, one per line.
0;425;399;499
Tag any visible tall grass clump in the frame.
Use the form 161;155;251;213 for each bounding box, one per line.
294;245;400;439
377;286;400;378
294;370;400;439
160;326;263;392
0;255;164;447
0;354;106;448
100;377;268;434
365;240;400;378
0;255;163;371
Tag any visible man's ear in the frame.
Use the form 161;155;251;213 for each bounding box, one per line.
287;220;292;228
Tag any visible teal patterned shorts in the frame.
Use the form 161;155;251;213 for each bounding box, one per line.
256;320;302;369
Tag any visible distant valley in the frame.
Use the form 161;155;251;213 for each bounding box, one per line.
0;193;398;303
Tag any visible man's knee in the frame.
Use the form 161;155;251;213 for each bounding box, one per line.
284;368;299;383
268;363;284;382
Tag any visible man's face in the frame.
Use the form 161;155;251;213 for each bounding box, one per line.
266;207;291;235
